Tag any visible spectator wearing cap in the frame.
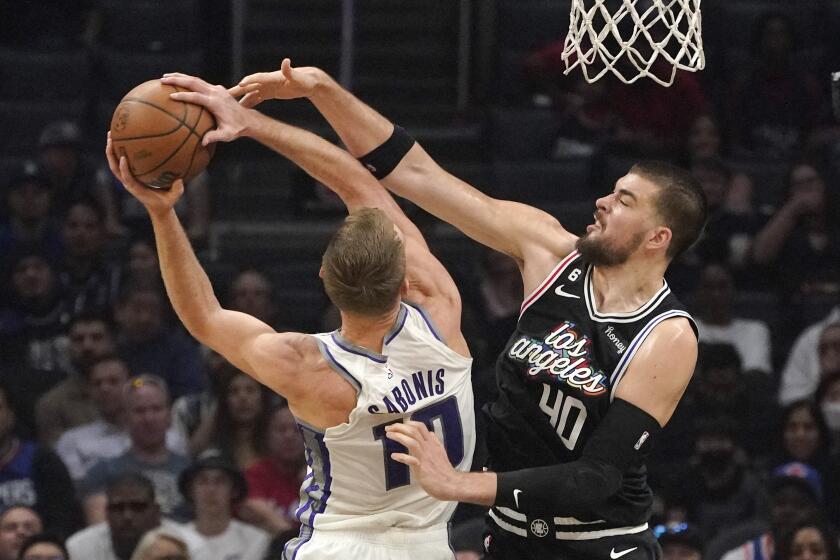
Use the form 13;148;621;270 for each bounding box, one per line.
55;356;187;482
56;198;121;316
35;311;114;446
713;466;824;560
0;161;62;261
0;380;82;537
180;449;270;560
80;375;190;524
67;473;203;560
655;522;703;560
0;507;42;560
114;281;205;399
37;121;110;219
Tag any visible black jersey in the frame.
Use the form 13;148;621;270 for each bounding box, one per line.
486;249;697;543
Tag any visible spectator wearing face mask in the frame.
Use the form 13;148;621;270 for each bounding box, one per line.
662;417;766;540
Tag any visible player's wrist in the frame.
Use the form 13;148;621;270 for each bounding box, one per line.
309;69;335;99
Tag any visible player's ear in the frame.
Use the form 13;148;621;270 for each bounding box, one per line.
318;267;325;279
400;277;410;297
647;226;672;252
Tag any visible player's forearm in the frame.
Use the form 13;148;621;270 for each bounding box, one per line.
441;471;497;507
243;111;378;211
308;71;394;157
149;209;222;339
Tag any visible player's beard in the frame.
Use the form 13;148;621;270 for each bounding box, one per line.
576;229;645;266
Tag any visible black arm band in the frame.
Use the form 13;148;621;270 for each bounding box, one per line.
357;125;416;179
495;398;661;515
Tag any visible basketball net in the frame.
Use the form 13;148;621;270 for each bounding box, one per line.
561;0;705;87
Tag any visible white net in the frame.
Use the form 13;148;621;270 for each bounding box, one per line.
561;0;705;87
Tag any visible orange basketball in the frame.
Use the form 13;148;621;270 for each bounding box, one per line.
110;79;216;190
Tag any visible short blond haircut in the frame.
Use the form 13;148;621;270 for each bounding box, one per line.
321;208;406;316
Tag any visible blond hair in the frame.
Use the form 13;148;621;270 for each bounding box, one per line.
129;527;189;560
321;208;406;316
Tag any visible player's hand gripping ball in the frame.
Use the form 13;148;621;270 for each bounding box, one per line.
110;79;216;190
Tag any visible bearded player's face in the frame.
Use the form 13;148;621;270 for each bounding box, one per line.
576;174;660;266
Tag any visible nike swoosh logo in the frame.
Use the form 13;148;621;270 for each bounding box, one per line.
610;547;638;559
554;284;580;299
513;489;522;509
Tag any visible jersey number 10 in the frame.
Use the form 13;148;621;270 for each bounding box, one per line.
372;396;464;491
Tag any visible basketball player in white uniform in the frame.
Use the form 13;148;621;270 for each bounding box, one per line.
106;74;475;560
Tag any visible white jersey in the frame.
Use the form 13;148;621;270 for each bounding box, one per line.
285;302;475;555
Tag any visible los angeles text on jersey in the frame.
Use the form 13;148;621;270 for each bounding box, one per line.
507;321;608;395
368;368;446;414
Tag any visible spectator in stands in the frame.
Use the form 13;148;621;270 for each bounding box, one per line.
240;404;304;534
190;371;271;470
692;263;772;374
0;382;82;536
17;533;68;560
37;122;102;212
80;375;190;524
115;281;204;399
0;507;42;560
727;13;831;158
780;309;840;405
656;522;703;560
35;311;113;446
663;416;765;540
752;159;840;306
68;473;200;560
0;162;61;261
775;518;840;560
654;343;777;469
813;371;840;526
129;527;192;560
816;370;840;450
57;198;121;315
55;356;186;482
0;247;71;382
171;355;231;455
179;449;270;560
773;401;833;475
123;237;160;288
449;517;484;560
226;268;283;330
716;466;824;560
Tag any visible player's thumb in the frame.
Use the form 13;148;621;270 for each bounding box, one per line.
202;129;225;146
281;58;293;78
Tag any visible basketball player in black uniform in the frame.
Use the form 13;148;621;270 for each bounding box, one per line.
228;60;707;560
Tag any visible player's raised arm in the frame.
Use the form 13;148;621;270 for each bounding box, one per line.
104;135;309;400
159;73;468;356
228;60;578;291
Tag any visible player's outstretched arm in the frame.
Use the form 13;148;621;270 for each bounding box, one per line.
229;60;578;292
160;72;469;356
386;318;697;511
104;134;307;400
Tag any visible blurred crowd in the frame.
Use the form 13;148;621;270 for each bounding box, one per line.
1;3;840;560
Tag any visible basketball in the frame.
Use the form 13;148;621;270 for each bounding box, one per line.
110;79;216;190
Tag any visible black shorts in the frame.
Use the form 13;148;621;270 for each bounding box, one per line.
483;521;662;560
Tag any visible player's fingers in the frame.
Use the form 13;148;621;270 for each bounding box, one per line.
237;72;274;87
105;134;120;177
169;91;210;106
281;57;293;77
390;453;420;467
229;82;260;97
385;422;422;440
385;430;423;453
239;91;262;109
170;178;185;197
160;74;212;93
117;157;143;193
201;129;225;146
405;420;433;441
